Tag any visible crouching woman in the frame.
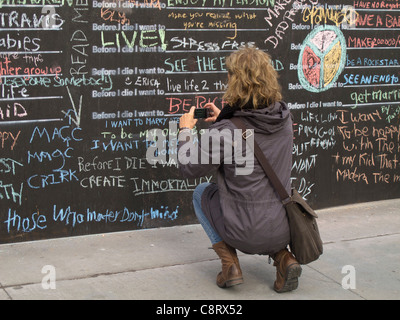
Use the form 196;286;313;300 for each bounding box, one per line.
177;46;301;293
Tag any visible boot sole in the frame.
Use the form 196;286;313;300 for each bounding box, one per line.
274;263;302;293
218;277;244;288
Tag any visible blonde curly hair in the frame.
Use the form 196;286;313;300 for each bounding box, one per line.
223;46;283;108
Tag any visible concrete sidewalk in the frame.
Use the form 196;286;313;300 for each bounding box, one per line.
0;199;399;300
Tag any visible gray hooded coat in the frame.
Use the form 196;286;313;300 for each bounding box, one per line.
178;101;293;255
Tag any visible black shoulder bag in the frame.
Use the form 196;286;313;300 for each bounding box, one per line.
230;118;323;265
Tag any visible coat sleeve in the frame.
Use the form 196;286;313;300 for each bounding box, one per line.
177;124;234;179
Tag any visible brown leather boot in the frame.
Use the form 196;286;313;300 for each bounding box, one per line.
212;241;244;288
272;248;302;293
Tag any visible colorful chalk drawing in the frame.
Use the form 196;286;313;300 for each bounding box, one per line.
298;25;347;93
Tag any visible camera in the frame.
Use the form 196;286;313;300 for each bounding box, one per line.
194;108;211;119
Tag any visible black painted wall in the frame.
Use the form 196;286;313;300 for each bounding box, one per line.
0;0;399;243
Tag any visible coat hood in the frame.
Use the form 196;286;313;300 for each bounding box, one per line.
216;101;292;135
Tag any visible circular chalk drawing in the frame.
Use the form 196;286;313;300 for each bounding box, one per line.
298;25;347;93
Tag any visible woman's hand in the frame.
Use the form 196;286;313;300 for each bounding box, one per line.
204;103;221;123
179;104;221;129
179;106;198;129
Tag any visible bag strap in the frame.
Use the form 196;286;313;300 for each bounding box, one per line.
230;117;291;205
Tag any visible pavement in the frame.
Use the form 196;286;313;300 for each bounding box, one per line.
0;198;399;301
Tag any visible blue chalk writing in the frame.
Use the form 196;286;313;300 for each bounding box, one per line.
53;205;84;228
343;73;399;86
27;148;73;171
0;158;23;175
4;208;47;234
27;169;79;189
53;205;179;228
110;120;134;128
30;126;83;147
0;181;23;205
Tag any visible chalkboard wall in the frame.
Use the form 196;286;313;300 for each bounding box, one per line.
1;0;399;243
